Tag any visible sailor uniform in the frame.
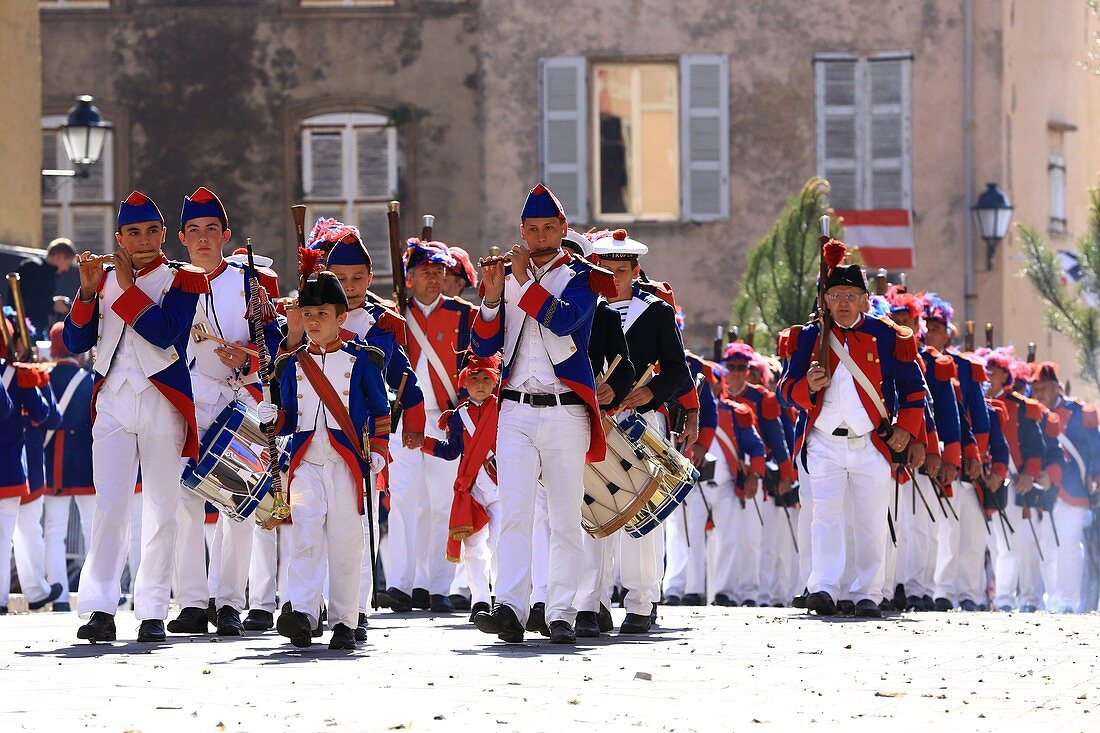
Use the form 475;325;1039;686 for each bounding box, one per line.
63;254;208;621
778;314;926;604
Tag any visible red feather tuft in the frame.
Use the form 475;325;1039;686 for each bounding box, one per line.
612;229;628;241
823;239;847;269
298;247;324;279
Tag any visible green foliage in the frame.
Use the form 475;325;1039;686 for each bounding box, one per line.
732;177;844;351
1019;186;1100;392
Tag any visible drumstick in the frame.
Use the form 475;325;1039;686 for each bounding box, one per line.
190;327;260;358
596;354;622;387
611;363;656;417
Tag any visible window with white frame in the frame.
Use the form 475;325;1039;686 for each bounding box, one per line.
1049;154;1067;234
300;112;398;276
39;0;111;8
814;53;912;211
41;115;114;253
539;55;729;224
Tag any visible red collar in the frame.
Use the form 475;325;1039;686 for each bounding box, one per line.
206;260;230;280
306;338;344;355
136;253;168;278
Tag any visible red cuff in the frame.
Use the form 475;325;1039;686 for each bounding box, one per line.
473;310;501;339
789;378;813;410
976;433;989;457
1045;463;1063;487
421;436;439;455
373;415;392;441
991;463;1008;482
679;390;701;410
963;443;981;463
402;401;426;433
111;286;155;325
941;442;961;467
749;456;766;476
517;282;552;319
696;427;715;451
778;459;796;482
1022;457;1042;479
896;407;924;439
69;294;97;328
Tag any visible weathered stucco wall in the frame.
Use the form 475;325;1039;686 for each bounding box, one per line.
0;2;42;248
40;0;480;291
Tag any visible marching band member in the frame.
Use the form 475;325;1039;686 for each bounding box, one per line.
421;353;504;620
1029;361;1099;612
778;247;926;618
471;183;615;644
44;322;97;612
169;187;281;637
443;246;478;299
64;191;209;642
385;239;471;614
587;229;693;635
258;268;390;649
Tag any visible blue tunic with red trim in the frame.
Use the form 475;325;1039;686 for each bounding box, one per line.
730;383;795;481
1050;396;1100;507
919;347;963;466
22;384;61;502
45;361;95;496
0;365;50;499
343;302;426;434
948;351;992;456
685;353;718;451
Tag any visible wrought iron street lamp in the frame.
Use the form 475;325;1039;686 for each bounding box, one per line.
972;182;1014;269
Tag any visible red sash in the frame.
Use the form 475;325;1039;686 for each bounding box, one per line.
446;396;497;562
297;350;367;465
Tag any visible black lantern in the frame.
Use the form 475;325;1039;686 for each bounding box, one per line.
42;95;112;178
972;183;1014;269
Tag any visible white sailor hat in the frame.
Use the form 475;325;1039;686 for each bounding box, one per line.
592;229;648;259
226;249;274;268
561;228;594;258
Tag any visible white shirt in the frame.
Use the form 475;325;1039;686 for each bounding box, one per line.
409;294;443;413
103;325;151;395
506;258;568;395
814;329;875;437
608;300;630;329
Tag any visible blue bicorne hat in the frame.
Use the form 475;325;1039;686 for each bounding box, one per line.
520;183;566;220
117;191;163;230
180;186;228;231
305;217;371;267
404;238;456;271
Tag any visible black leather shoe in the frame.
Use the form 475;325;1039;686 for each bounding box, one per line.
329;623;357;650
375;589;394;609
355;613;368;641
805;591;837;616
472;603;524;643
1020;604;1038;613
137;619;166;642
575;611;601;638
429;594;454;613
77;611;116;642
217;606;244;636
410;588;431;610
959;599;979;612
311;605;327;637
933;597;953;612
893;583;907;611
619;613;652;634
206;598;217;627
741;599;757;608
243;609;274;631
0;606;7;615
997;605;1013;612
52;601;72;613
663;594;681;606
524;602;549;636
920;595;935;612
772;602;785;608
469;601;490;623
597;603;614;633
385;587;414;613
906;595;924;611
712;593;736;607
28;582;63;610
276;603;313;648
549;620;576;644
836;600;856;616
448;594;471;611
682;593;706;607
649;602;658;625
167;606;209;634
857;599;883;618
878;598;896;613
791;593;808;609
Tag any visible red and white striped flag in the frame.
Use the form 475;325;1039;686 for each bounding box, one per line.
834;209;914;269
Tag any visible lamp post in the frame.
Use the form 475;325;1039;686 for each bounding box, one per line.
972;182;1014;269
42;95;112;179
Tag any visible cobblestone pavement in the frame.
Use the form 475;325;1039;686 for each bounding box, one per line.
1;606;1097;732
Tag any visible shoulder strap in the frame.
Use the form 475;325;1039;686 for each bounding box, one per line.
829;331;889;421
1;367;13;393
1057;427;1087;486
44;370;92;446
406;313;460;406
297;350;368;462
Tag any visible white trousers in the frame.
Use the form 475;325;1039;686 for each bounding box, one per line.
284;457;363;629
530;484;550;605
44;494;95;604
662;484;710;598
705;481;740;599
805;430;892;603
1041;503;1092;612
79;382;185;620
899;474;939;598
357;485;380;612
386;412;459;596
248;523;290;613
14;497;51;602
933;481;986;604
796;473;814;594
0;497;19;605
461;507;500;607
495;400;589;626
992;484;1028;608
575;531;613;613
759;497;797;605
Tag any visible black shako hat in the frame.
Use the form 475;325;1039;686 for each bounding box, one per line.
297;270;349;310
823;264;868;292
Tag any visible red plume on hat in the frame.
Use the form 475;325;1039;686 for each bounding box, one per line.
823;238;847;270
298;246;325;281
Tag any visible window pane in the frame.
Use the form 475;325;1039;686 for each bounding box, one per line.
356;127;392;199
356;204;392;277
871;114;902;160
825;115;857;160
71;140;109;202
638;65;678;217
306;205;345;229
825;170;857;210
824;61;857;106
594;65;632;215
42;208;60;245
870;168;903;209
870;60;903;106
307;130;344;199
72;207;112;253
42;132;60;204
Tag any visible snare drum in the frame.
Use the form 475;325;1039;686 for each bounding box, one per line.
617;415;697;537
182;400;287;527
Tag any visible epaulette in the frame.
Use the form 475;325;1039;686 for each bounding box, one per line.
348;341;386;369
1043;409;1062;437
15;364;49;389
1023;397;1044;422
778;325;802;359
885;319;918;362
257;268;281;298
373;307;408;347
272;347;302;379
168;261;210;295
364;289;399;312
636;278;677;308
1082;403;1098;429
732;400;756;428
760;390;781;421
933;355;957;382
970;361;988;383
569;255;617;298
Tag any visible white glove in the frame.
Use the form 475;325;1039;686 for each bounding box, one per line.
257;400;279;424
369;451;387;474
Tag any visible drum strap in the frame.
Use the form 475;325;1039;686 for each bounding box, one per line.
44;370;93;447
297;351;368;463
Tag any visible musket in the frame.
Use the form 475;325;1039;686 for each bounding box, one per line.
816;215;834;379
1026;511;1045;561
727;325;739;346
243;238;290;530
782;502;799;553
985;322;994;350
875;268;889;296
745;321;757;349
1026;342;1037;363
5;273;34;361
387;201;408;313
291;204;308;251
713;325;724;362
964;320;975;352
912;477;937;523
421;214;435;242
390;373;409;430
